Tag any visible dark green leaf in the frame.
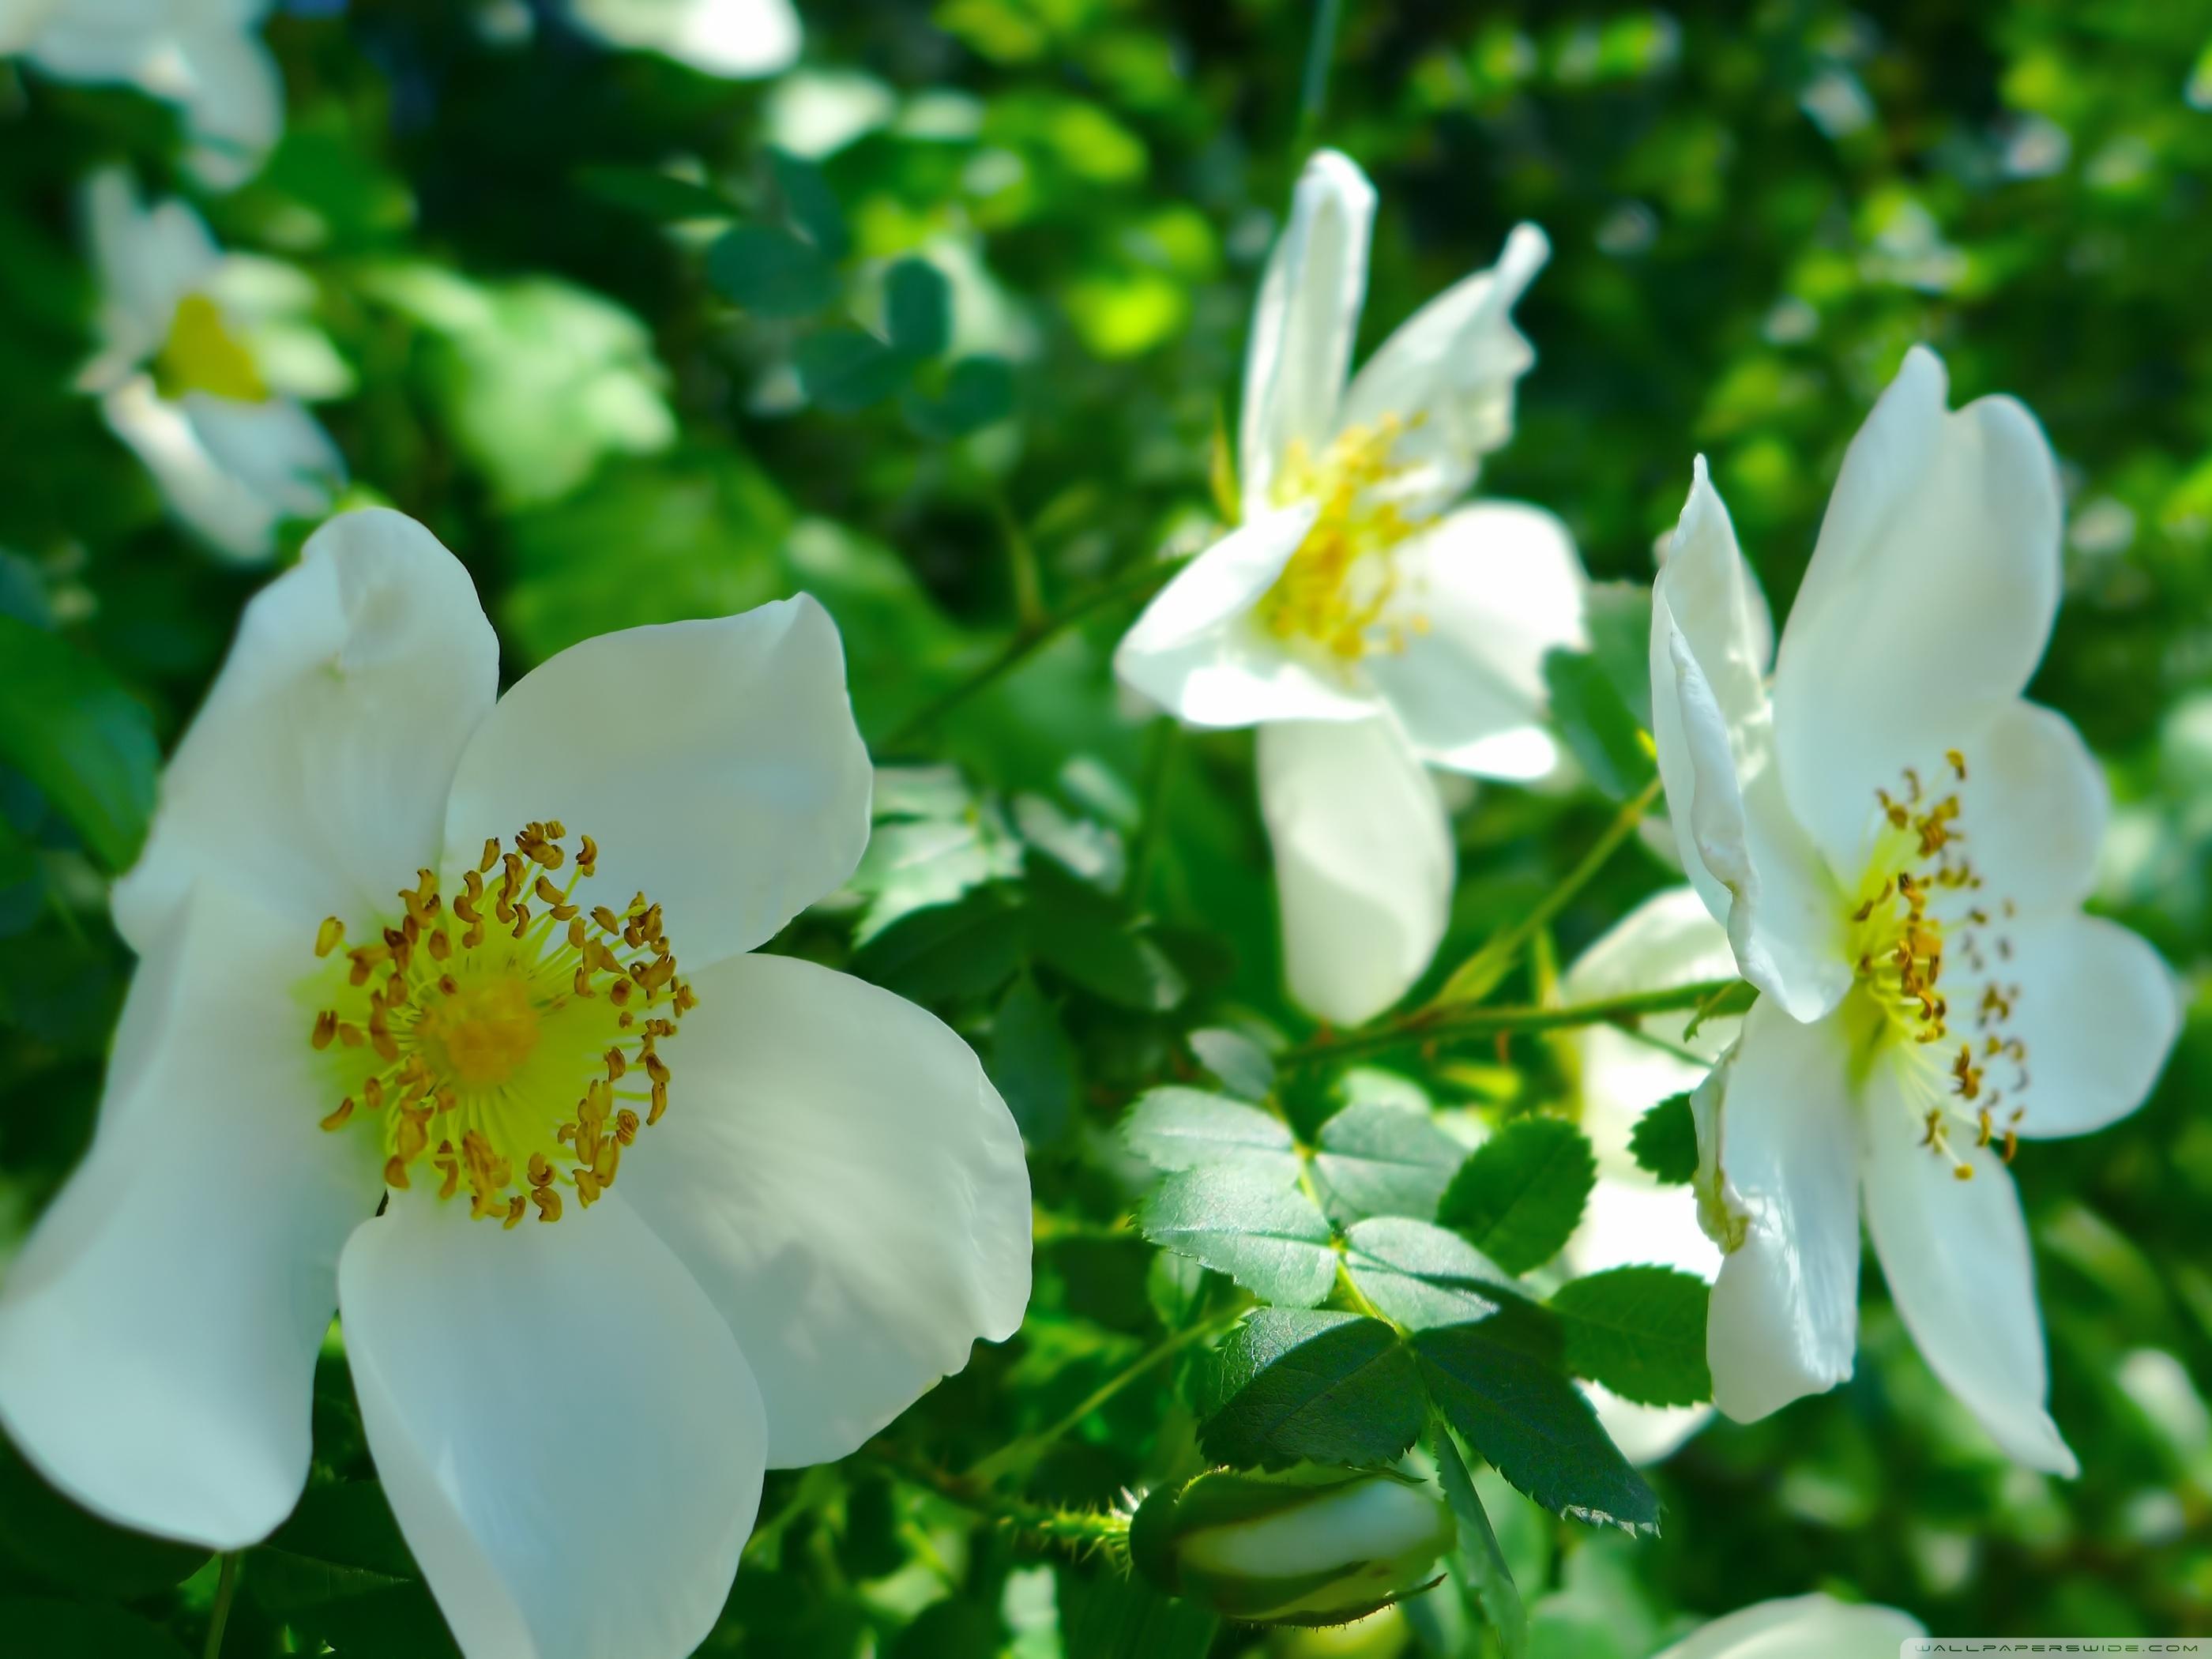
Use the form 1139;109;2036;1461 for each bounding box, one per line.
1438;1119;1597;1275
0;1597;188;1659
1342;1217;1514;1330
0;616;157;872
796;329;910;412
1628;1092;1698;1183
1550;1266;1712;1407
1029;863;1185;1011
0;1441;209;1597
1198;1309;1424;1469
1187;1026;1275;1100
574;165;732;221
1415;1318;1660;1534
1583;580;1656;731
705;225;839;317
905;356;1016;439
885;258;952;358
769;147;849;258
852;889;1025;1003
1544;647;1656;802
247;1482;461;1658
1120;1086;1296;1177
1059;1563;1217;1659
1311;1101;1467;1224
1429;1424;1528;1659
1138;1165;1335;1307
986;972;1078;1143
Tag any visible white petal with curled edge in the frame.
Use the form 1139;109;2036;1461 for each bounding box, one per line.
168;21;284;190
101;379;288;562
1240;150;1374;512
0;884;384;1550
1773;348;2063;875
1650;1593;1925;1659
442;594;872;972
339;1191;767;1659
1859;1060;2077;1473
109;508;499;952
568;0;803;79
1113;502;1379;728
1651;461;1849;1022
1695;1000;1862;1424
612;951;1031;1467
1258;715;1454;1026
1337;224;1549;515
1995;913;2180;1140
1363;501;1586;777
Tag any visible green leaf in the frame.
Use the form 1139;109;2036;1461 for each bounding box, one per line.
885;258;952;358
1059;1563;1218;1659
1311;1101;1468;1224
0;1597;188;1659
1029;862;1185;1010
1187;1026;1275;1100
1429;1424;1528;1659
852;888;1025;1003
1198;1309;1425;1469
1414;1318;1660;1534
1438;1118;1597;1275
796;329;910;412
1138;1165;1335;1307
1120;1086;1296;1177
1342;1217;1514;1330
1544;646;1656;803
247;1481;461;1658
1550;1266;1712;1407
0;1441;208;1597
0;616;157;873
1628;1091;1698;1183
904;356;1016;439
705;224;839;317
1582;580;1656;731
769;147;849;259
986;972;1078;1143
574;165;732;221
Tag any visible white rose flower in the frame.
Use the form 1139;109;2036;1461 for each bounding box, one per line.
1650;1592;1924;1659
565;0;800;79
80;167;348;562
1114;149;1586;1027
0;509;1034;1659
1651;346;2181;1471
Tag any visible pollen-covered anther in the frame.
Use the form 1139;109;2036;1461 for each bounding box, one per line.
303;824;694;1227
1258;414;1431;661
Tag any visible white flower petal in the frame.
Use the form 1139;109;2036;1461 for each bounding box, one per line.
1695;1001;1861;1423
1946;700;2107;916
1650;1593;1925;1659
1363;501;1586;776
0;884;382;1550
182;392;344;513
442;594;871;972
1240;150;1373;511
1337;224;1549;514
1859;1061;2076;1473
567;0;803;80
1772;348;2063;874
611;952;1031;1467
110;508;498;952
1652;461;1849;1022
170;21;283;190
340;1193;766;1659
1999;913;2180;1140
1113;502;1380;728
1585;1382;1711;1469
0;0;63;55
83;167;217;371
1258;716;1453;1025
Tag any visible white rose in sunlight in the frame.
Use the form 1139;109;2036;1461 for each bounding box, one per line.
1561;886;1732;1465
3;0;283;189
1650;346;2181;1472
78;167;347;562
566;0;799;79
1112;149;1586;1028
0;509;1033;1659
1650;1592;1924;1659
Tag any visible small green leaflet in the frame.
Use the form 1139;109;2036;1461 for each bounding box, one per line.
796;329;908;412
246;1482;461;1658
1196;1309;1424;1469
1543;646;1655;803
884;258;952;359
705;224;837;317
1120;1087;1297;1179
0;615;158;874
1629;1092;1698;1183
1341;1217;1514;1331
1187;1026;1276;1101
1309;1100;1466;1224
1138;1164;1334;1306
1428;1425;1528;1659
1438;1117;1597;1274
986;972;1078;1144
1550;1266;1712;1407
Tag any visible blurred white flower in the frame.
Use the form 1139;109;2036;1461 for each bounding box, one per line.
79;167;345;561
1114;149;1585;1025
1652;346;2180;1471
0;510;1033;1659
566;0;799;79
1650;1592;1923;1659
2;0;282;189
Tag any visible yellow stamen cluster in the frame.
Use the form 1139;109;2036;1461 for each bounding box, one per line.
307;823;695;1227
1843;752;2029;1180
1258;416;1427;661
153;292;269;404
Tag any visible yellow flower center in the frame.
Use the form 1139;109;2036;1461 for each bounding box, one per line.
153;292;269;404
1840;750;2028;1180
304;822;695;1228
1258;416;1427;662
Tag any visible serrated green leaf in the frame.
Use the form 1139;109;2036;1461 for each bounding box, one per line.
1121;1086;1296;1176
986;972;1077;1143
1430;1424;1528;1659
1628;1092;1698;1183
705;224;838;317
0;616;157;873
1544;647;1656;802
1187;1026;1275;1100
1197;1308;1424;1469
1550;1266;1712;1407
1029;862;1185;1011
796;328;909;412
0;1597;188;1659
885;258;952;358
852;888;1025;1003
1414;1316;1659;1534
1439;1119;1597;1275
1060;1562;1218;1659
1342;1217;1514;1330
1311;1101;1467;1224
247;1482;461;1658
1138;1165;1335;1307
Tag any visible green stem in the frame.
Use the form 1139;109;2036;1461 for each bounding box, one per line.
1123;719;1183;907
1282;978;1741;1067
203;1553;240;1659
1292;0;1345;159
864;1443;1132;1559
1430;772;1664;1009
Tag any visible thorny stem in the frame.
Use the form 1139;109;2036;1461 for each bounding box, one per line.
863;1443;1131;1560
203;1552;240;1659
1281;978;1744;1067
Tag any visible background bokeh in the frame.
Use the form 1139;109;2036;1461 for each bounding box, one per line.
2;2;2210;1655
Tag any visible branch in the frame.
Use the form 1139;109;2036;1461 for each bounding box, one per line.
1281;977;1744;1067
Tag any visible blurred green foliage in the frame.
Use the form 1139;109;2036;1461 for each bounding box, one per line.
3;1;2211;1655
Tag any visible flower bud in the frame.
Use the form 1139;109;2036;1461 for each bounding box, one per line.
1130;1465;1456;1627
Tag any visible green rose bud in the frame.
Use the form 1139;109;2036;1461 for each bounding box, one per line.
1130;1465;1456;1627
